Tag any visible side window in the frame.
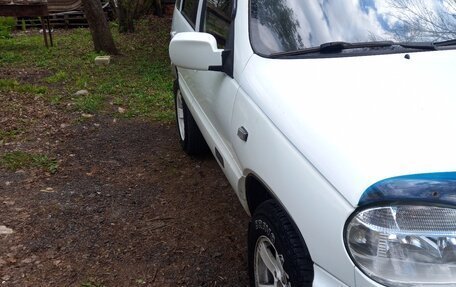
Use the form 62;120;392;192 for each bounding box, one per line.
205;0;232;48
182;0;199;28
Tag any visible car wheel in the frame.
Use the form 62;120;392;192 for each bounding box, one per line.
248;200;314;287
174;81;208;155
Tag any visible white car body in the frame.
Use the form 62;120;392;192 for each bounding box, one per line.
170;1;456;286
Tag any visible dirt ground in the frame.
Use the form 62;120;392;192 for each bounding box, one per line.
0;96;250;285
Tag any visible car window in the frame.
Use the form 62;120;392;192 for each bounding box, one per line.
204;0;232;48
182;0;199;28
250;0;456;56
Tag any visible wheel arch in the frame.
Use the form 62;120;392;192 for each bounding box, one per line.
245;173;273;215
245;173;316;284
245;173;314;258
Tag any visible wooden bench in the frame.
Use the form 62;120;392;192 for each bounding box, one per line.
0;3;53;47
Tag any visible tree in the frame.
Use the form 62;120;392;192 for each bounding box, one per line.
116;0;163;34
386;0;456;42
81;0;119;54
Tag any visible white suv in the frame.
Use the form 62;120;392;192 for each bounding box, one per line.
169;1;456;286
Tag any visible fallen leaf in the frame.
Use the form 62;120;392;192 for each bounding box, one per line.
73;90;89;96
40;187;55;193
0;226;14;235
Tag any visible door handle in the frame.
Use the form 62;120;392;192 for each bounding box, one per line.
237;127;249;142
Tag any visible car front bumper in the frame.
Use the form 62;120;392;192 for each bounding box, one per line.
315;265;388;287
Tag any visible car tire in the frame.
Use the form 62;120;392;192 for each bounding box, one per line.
174;81;208;155
248;200;314;287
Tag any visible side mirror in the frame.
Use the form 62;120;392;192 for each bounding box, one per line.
169;32;223;71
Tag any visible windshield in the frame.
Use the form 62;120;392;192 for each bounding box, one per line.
250;0;456;56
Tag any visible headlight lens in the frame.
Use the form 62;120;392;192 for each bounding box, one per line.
346;205;456;286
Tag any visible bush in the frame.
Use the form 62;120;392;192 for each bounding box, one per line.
0;17;16;39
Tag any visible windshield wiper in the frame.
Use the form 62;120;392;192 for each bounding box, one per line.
398;42;436;50
319;41;396;53
434;39;456;47
271;41;394;57
271;41;436;58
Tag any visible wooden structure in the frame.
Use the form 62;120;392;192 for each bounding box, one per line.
19;10;90;29
48;0;81;12
3;0;177;39
17;1;112;29
0;2;53;47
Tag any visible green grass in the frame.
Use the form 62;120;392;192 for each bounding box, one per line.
0;17;15;39
0;79;47;94
74;94;105;113
0;51;23;63
0;129;21;141
49;94;64;105
45;71;68;83
0;18;174;121
0;151;58;173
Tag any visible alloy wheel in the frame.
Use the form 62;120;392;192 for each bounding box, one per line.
254;236;291;287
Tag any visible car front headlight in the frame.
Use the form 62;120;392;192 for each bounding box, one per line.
345;205;456;286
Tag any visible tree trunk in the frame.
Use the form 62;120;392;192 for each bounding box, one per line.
108;0;118;19
81;0;119;54
154;0;162;17
118;0;136;33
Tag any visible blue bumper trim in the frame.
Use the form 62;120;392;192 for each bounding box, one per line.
359;172;456;206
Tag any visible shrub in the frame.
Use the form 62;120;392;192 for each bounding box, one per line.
0;17;16;39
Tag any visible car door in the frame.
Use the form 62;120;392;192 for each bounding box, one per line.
177;1;241;176
201;0;238;138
